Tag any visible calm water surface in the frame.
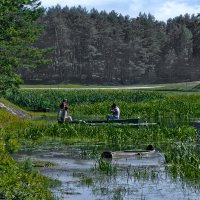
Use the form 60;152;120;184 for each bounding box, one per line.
14;145;200;200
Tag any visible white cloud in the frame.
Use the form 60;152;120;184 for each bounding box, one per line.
41;0;123;8
127;0;200;21
154;1;200;21
64;0;104;7
40;0;200;21
128;0;144;14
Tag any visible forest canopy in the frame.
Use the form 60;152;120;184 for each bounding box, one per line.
1;3;200;86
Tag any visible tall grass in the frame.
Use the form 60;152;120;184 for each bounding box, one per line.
5;89;163;110
5;90;200;125
2;89;200;191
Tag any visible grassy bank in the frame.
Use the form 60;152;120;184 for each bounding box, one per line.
0;108;59;200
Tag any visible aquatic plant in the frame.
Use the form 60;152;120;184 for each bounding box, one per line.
5;89;164;110
131;167;159;182
95;158;117;175
80;175;93;186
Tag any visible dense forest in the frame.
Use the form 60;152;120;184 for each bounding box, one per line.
18;5;200;84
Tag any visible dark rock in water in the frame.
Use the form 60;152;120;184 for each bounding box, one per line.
146;144;154;151
101;151;112;159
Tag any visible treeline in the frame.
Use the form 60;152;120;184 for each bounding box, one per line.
19;5;200;84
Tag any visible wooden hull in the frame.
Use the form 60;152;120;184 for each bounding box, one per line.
111;149;155;159
101;145;155;159
101;149;155;159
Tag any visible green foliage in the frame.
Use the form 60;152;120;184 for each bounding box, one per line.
0;107;20;123
0;0;46;96
5;89;163;110
165;142;200;184
0;74;22;96
18;6;200;84
5;89;200;125
0;152;56;200
95;158;117;175
132;167;159;182
80;175;93;186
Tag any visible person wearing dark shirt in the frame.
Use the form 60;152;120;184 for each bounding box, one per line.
58;99;72;122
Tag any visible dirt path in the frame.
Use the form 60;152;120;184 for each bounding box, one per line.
0;102;32;118
22;86;163;90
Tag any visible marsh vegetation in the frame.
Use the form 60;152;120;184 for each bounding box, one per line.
1;89;200;199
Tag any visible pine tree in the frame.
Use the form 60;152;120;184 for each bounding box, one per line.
0;0;45;95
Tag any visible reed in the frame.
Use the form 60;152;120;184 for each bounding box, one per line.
94;158;117;175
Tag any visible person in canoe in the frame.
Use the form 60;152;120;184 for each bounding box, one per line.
58;99;72;122
106;103;120;120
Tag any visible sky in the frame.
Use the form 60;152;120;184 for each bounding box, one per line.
40;0;200;21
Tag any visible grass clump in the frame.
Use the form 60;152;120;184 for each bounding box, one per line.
0;152;58;200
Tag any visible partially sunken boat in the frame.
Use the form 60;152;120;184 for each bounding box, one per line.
101;144;155;159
